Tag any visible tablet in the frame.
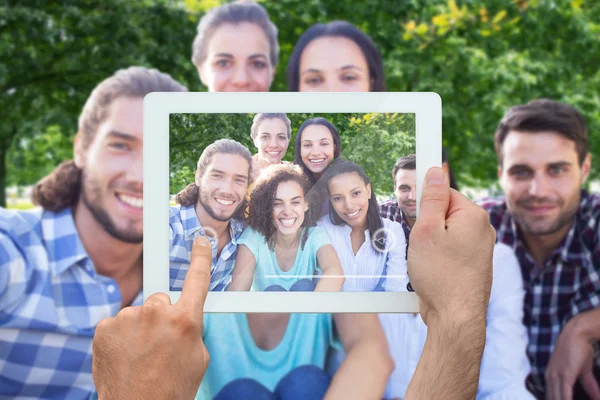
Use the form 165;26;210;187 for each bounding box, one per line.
144;92;441;312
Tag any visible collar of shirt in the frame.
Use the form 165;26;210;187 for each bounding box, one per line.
494;190;595;270
178;204;244;245
42;207;93;277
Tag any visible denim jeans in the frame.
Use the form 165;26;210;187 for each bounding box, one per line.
214;364;330;400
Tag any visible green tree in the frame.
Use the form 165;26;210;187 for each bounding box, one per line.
169;112;415;196
0;0;199;207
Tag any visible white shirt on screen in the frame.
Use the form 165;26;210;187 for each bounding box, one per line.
317;215;409;292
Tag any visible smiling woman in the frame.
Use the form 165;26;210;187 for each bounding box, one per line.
191;0;279;92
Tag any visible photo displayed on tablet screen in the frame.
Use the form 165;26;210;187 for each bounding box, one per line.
168;112;416;293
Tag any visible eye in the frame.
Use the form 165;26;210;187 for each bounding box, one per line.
511;168;531;179
303;143;312;148
216;59;231;68
292;201;300;205
278;135;287;141
549;165;566;175
332;196;342;202
320;141;330;147
341;74;358;82
304;76;323;85
353;191;361;196
260;135;269;141
110;142;131;151
211;173;222;179
251;60;267;69
235;178;246;184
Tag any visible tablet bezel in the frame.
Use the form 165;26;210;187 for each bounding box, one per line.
144;92;441;313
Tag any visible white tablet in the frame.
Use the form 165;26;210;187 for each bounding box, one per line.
144;92;441;313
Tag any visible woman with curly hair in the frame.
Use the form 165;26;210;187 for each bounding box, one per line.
228;163;344;292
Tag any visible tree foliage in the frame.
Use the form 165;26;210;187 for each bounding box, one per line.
3;0;599;206
169;112;415;195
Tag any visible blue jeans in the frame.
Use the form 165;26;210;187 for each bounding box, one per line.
214;365;330;400
264;279;316;292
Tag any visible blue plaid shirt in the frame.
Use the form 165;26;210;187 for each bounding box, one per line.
0;207;142;399
169;204;244;291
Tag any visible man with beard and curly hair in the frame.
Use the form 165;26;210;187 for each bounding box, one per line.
0;67;187;399
169;138;253;291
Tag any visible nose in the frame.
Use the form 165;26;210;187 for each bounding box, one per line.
528;175;551;197
220;177;234;195
231;66;250;87
408;188;416;201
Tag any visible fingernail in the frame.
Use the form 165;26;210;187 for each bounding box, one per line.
426;168;444;186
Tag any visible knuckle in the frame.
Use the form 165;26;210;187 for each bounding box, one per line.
172;310;199;335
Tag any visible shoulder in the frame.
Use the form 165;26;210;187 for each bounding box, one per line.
579;191;600;221
0;207;44;236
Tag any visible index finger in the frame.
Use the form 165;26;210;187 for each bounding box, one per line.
178;236;212;319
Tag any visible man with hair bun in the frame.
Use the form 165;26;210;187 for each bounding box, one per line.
0;66;187;399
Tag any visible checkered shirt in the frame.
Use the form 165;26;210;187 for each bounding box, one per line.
378;200;414;291
169;204;244;291
0;207;142;399
480;191;600;399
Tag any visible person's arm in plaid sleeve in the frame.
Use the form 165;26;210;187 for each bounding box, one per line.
0;231;30;315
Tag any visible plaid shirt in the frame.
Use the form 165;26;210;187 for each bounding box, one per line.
480;191;600;399
0;207;142;399
378;200;414;291
169;204;244;291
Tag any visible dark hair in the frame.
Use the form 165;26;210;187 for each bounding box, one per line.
391;151;460;192
494;99;588;167
191;0;279;68
32;67;187;212
176;139;253;221
442;147;459;191
321;158;387;252
286;21;386;92
247;164;317;250
293;117;341;184
392;154;415;184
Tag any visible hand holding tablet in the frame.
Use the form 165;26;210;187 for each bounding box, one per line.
92;236;212;400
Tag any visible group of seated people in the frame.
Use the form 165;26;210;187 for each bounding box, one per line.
170;113;410;295
0;0;598;397
167;112;536;399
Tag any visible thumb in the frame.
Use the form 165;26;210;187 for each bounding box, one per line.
414;167;450;235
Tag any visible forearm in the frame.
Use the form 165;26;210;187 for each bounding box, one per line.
315;267;345;292
325;338;393;400
567;308;600;343
229;269;253;291
405;314;486;400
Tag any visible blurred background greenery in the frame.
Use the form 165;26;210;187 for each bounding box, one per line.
2;0;599;208
169;112;416;196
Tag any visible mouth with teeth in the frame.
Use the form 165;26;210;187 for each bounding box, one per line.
117;193;143;209
279;217;297;227
266;150;282;156
309;158;326;166
345;209;361;219
215;197;235;207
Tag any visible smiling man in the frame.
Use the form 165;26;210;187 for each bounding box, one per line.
169;139;253;291
0;67;187;399
481;99;600;400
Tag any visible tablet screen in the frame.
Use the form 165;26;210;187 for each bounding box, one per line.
168;112;416;293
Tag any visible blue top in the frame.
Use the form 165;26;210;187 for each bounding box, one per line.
196;313;339;399
0;207;142;399
237;226;331;291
